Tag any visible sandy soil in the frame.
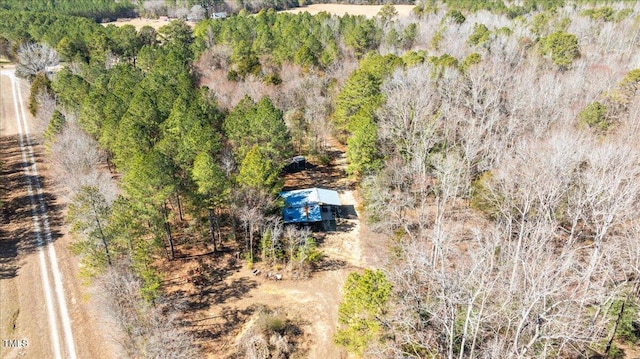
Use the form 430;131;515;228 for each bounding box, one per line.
282;4;416;18
0;72;119;359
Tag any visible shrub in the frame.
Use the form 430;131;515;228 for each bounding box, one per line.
263;72;282;85
539;31;580;69
378;4;398;22
609;298;640;343
582;7;614;22
619;68;640;88
238;307;302;359
615;9;633;22
258;312;287;335
578;101;609;132
469;171;499;217
446;9;466;24
431;28;444;50
29;72;52;116
43;110;66;144
461;52;482;72
401;23;418;49
402;50;428;67
468;23;491;45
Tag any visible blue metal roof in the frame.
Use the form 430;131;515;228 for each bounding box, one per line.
280;188;341;223
280;188;341;207
283;204;321;223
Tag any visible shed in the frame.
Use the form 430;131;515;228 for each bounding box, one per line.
280;188;341;231
284;156;306;173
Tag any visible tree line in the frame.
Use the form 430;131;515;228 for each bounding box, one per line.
0;0;136;21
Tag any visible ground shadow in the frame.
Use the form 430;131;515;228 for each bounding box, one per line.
0;237;19;279
338;205;358;219
171;255;258;313
0;134;63;279
282;152;356;192
335;220;358;232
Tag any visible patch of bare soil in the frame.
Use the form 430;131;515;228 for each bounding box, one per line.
162;249;354;359
283;138;353;192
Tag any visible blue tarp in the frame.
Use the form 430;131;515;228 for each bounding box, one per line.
280;188;341;223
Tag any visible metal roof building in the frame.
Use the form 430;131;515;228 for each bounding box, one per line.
280;188;341;230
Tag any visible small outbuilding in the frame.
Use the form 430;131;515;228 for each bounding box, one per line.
280;187;341;231
283;155;306;173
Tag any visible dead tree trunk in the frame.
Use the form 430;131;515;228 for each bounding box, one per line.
208;207;217;252
163;201;175;260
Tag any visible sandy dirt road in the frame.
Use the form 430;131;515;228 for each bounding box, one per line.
0;70;116;359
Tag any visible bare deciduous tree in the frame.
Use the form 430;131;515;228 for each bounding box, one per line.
50;123;115;201
33;90;56;134
188;5;206;21
99;265;201;359
15;42;59;78
142;0;166;18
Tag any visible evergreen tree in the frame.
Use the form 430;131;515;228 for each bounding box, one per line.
28;71;52;116
67;186;114;272
237;145;281;193
224;95;292;163
335;270;391;356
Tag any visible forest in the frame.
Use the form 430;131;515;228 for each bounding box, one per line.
2;0;640;358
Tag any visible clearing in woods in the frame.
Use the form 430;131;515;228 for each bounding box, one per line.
162;138;388;358
101;16;196;30
103;3;416;30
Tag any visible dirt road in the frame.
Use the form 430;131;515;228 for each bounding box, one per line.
0;70;115;359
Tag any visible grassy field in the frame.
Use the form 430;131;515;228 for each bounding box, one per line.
283;4;415;18
103;3;417;29
101;16;195;30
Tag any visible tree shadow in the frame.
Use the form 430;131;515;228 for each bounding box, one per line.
282;152;356;192
0;237;19;279
189;306;255;341
175;256;258;313
181;286;259;344
315;258;348;272
212;278;258;304
0;134;64;279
